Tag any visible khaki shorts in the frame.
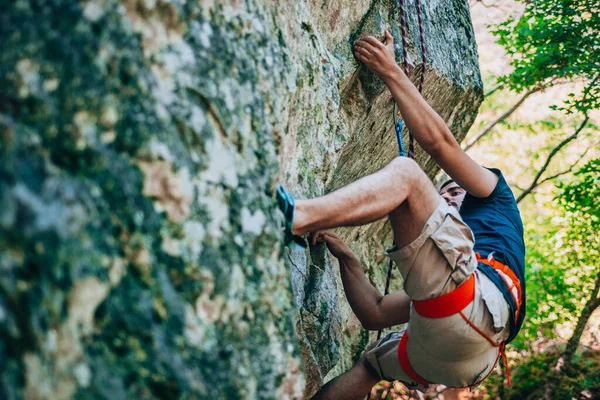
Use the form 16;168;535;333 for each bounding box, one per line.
365;198;511;388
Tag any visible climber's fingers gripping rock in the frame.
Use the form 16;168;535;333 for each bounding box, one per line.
354;30;398;80
309;230;355;260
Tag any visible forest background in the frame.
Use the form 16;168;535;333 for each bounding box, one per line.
373;0;600;399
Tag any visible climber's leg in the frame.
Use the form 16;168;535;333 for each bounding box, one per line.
293;157;440;248
386;195;478;301
311;355;381;400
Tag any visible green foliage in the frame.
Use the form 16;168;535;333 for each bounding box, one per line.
558;158;600;221
493;0;600;114
503;349;600;400
556;158;600;295
488;159;600;399
514;159;600;349
473;3;600;398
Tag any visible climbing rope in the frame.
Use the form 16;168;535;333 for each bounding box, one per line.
365;5;426;397
393;0;428;160
378;0;428;343
365;3;428;398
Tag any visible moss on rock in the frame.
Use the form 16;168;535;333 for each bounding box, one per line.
0;0;482;398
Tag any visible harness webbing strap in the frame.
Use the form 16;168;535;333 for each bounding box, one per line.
397;332;432;385
397;327;505;388
413;274;475;318
476;252;522;321
397;256;521;388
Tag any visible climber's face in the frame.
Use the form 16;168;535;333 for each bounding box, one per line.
440;182;466;211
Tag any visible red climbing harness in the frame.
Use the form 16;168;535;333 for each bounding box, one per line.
397;253;522;388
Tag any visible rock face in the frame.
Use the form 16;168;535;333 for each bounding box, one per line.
0;0;482;399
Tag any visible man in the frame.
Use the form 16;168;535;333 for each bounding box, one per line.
277;31;525;399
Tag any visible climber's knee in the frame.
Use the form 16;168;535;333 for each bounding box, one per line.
386;157;434;195
387;165;439;242
387;156;421;180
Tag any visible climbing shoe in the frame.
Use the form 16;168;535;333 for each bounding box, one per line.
276;184;307;249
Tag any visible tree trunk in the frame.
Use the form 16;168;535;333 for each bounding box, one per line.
543;271;600;399
463;87;540;152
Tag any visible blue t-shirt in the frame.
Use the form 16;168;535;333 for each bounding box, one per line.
459;168;526;343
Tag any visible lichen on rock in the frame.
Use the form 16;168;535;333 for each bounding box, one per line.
0;0;482;398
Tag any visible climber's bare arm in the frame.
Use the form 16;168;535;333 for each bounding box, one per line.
311;231;410;329
354;32;498;198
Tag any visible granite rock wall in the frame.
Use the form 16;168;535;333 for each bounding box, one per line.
0;0;482;398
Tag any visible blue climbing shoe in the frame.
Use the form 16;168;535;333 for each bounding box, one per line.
276;184;307;249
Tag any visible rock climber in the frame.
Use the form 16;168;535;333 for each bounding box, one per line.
276;31;525;399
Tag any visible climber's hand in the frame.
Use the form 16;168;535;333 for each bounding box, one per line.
354;30;399;80
309;230;355;260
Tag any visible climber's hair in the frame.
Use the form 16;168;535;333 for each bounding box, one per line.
439;179;456;191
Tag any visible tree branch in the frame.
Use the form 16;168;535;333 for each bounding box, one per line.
485;83;504;98
516;116;590;203
463;86;542;152
469;0;503;9
544;272;600;400
535;142;597;186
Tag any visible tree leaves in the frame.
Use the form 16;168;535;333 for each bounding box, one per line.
492;0;600;114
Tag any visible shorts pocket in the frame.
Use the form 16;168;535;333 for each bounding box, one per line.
429;212;476;284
